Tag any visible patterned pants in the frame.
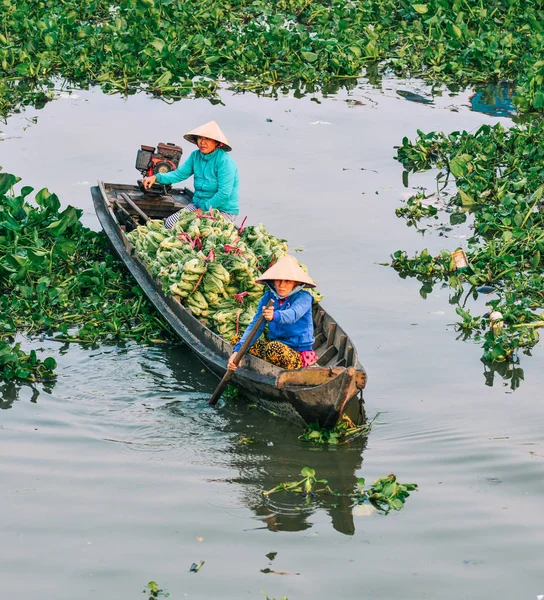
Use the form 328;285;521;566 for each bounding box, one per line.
231;336;303;370
164;203;237;229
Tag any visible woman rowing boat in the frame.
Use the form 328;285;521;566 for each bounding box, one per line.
228;255;318;371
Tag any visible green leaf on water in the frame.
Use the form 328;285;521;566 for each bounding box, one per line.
450;212;466;225
412;4;428;14
301;51;318;63
459;190;476;208
43;357;57;371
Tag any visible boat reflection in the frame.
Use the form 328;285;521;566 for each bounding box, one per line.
161;341;368;536
158;346;366;535
224;427;366;536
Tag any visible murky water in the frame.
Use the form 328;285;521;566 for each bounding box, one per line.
1;78;544;600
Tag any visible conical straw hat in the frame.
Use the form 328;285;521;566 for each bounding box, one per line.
256;255;316;288
184;120;232;151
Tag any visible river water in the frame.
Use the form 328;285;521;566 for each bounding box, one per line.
1;78;543;600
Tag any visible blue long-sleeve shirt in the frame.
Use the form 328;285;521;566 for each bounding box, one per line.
234;288;315;353
156;148;239;215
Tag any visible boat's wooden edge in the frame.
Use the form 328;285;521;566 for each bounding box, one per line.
93;184;217;361
276;366;366;390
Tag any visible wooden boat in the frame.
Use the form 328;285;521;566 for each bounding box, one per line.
91;182;368;428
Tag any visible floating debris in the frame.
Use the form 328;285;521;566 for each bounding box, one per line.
189;561;205;573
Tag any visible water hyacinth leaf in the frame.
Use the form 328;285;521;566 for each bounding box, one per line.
150;39;165;52
0;214;21;232
533;91;544;110
45;206;81;236
26;249;47;265
349;45;362;58
301;51;318;63
154;70;173;87
389;498;404;510
35;187;51;206
20;186;34;198
449;155;469;178
412;4;429;14
446;22;462;39
450;212;466;225
382;482;396;496
364;41;379;59
459;190;476;208
0;173;18;195
36;189;61;213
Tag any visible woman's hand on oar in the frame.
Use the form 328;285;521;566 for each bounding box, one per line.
208;298;274;406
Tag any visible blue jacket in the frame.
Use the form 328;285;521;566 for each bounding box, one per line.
234;287;315;353
156;148;239;215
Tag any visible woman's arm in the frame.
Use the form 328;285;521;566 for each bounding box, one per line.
272;293;312;325
156;152;195;185
233;295;269;352
202;156;237;210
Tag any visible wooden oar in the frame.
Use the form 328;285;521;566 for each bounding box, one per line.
208;299;274;406
119;192;149;223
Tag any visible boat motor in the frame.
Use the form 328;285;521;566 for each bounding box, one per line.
135;142;183;195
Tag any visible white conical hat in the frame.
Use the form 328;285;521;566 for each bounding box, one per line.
184;120;232;151
256;255;316;288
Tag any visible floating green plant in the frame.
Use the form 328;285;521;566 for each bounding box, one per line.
263;466;332;503
263;467;417;513
357;473;418;513
145;581;170;599
392;119;544;367
1;0;543;122
299;414;374;445
0;168;175;381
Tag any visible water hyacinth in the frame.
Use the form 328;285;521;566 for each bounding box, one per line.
0;168;176;382
392;119;544;368
1;0;544;122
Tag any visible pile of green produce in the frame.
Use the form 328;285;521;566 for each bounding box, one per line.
126;209;322;342
1;0;543;122
392;118;544;365
0;168;174;382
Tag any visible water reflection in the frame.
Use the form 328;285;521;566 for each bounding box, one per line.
159;342;367;535
482;358;524;391
0;381;49;410
396;89;433;105
207;403;365;537
225;434;365;536
145;342;218;395
469;82;516;118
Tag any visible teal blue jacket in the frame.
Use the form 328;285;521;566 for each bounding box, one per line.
156;148;239;215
